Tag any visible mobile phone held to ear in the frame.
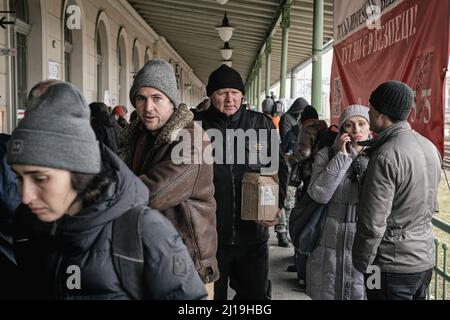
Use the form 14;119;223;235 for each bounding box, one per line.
345;141;351;153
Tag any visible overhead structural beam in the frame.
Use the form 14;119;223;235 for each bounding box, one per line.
246;0;287;85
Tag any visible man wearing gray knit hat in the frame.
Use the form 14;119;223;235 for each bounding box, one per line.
353;80;442;300
119;59;219;296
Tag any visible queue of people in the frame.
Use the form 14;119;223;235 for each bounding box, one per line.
0;58;442;301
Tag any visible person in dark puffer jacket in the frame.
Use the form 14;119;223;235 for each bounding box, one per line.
7;81;206;300
0;133;21;300
279;97;309;140
89;102;121;154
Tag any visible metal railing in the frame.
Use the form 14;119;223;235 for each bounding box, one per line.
428;216;450;300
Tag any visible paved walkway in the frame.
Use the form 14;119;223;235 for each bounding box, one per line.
226;229;311;300
267;229;310;300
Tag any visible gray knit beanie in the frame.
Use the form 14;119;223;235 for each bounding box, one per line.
338;104;370;130
7;82;101;174
129;59;180;108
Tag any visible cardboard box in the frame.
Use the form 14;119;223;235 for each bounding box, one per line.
241;173;278;221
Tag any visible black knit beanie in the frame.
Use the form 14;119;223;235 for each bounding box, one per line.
369;81;413;121
300;105;318;124
206;64;245;96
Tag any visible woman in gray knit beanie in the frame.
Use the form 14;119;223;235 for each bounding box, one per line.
7;81;206;300
305;104;371;300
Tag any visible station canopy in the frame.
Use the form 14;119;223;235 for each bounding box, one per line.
127;0;333;86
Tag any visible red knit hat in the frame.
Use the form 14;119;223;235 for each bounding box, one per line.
112;105;126;118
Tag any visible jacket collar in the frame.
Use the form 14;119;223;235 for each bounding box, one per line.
363;121;411;152
25;145;150;253
302;118;319;127
118;104;193;165
152;103;193;150
207;104;245;122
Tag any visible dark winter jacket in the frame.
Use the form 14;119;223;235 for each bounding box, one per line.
117;117;128;129
0;134;20;265
0;134;20;217
91;112;120;154
195;106;288;246
279;97;308;139
12;145;207;300
280;125;299;154
119;104;218;284
290;119;328;181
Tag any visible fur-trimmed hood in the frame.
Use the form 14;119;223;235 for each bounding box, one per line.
118;104;194;166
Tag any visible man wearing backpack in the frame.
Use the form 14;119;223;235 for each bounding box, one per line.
119;59;219;298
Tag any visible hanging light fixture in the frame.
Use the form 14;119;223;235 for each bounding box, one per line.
216;12;234;42
216;0;229;4
222;60;232;67
220;42;233;60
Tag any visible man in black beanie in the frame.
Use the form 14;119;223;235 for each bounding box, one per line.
353;80;442;300
195;64;289;300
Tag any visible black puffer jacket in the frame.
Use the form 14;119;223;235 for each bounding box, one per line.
279;97;308;140
12;145;206;300
91;113;120;154
195;106;287;246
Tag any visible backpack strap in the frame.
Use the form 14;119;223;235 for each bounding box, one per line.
112;206;146;300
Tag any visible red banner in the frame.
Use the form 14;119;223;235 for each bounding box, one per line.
331;0;449;155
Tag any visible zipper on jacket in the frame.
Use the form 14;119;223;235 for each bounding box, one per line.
231;163;236;245
340;221;348;300
225;117;237;245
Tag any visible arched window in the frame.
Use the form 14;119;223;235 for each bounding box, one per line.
64;16;73;82
144;47;152;63
10;0;30;110
14;0;29;22
63;0;84;89
132;40;141;77
96;34;103;101
117;29;128;106
95;16;109;102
